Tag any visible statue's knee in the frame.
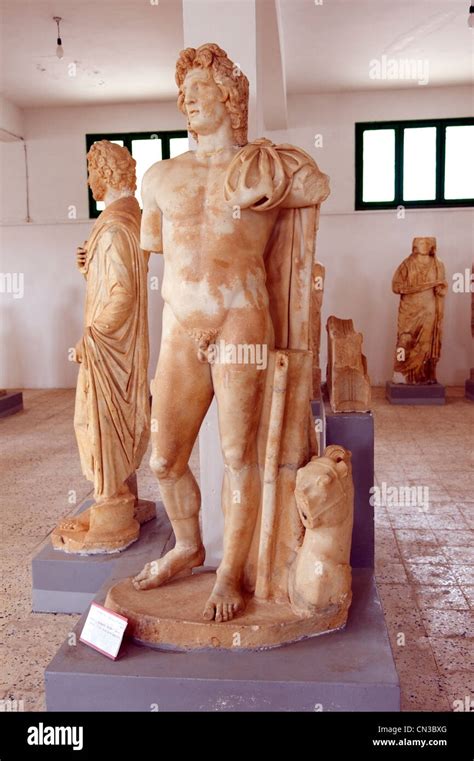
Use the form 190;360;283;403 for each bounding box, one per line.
222;444;252;473
149;452;186;481
150;454;172;480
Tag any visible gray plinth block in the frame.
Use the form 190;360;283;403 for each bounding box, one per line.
32;502;171;614
465;378;474;402
318;389;374;569
311;398;322;421
0;391;23;418
45;569;399;712
386;381;445;405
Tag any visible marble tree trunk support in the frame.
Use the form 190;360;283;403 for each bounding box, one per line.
391;237;447;385
52;141;150;555
326;316;371;413
310;261;325;399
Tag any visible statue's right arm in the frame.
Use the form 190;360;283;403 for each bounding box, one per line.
392;264;405;294
140;165;163;255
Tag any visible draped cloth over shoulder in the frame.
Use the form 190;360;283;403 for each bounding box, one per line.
225;138;329;351
74;196;150;500
225;139;330;600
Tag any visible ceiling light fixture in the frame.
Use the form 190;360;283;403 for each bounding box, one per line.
469;5;474;28
53;16;64;58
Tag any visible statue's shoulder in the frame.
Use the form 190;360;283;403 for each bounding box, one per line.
143;151;193;184
236;138;316;169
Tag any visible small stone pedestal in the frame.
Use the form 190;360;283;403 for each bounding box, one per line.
465;372;474;402
105;570;351;651
32;500;167;614
0;390;23;417
385;381;445;405
314;386;374;568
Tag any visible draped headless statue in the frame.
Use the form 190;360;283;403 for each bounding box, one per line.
52;141;150;554
392;237;447;385
105;44;353;650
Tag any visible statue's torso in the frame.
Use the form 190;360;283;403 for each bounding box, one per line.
151;151;279;332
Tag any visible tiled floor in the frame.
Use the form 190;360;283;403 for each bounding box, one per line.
0;388;472;711
372;386;474;711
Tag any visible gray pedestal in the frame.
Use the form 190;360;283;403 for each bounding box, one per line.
386;381;445;405
465;378;474;402
45;568;399;712
42;391;398;712
313;390;374;569
0;391;23;418
32;501;171;614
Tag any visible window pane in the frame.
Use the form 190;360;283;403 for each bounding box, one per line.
170;136;189;158
403;127;436;201
95;140;124;212
445;125;474;200
362;129;395;202
132;138;162;206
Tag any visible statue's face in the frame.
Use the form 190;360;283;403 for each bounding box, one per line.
88;165;106;202
413;238;432;256
182;67;230;137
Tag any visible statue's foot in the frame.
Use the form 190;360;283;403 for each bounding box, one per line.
132;544;205;591
57;508;91;532
392;372;406;384
202;575;245;623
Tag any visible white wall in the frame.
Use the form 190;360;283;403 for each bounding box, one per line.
268;86;474;386
0;101;183;388
0;95;24;137
1;86;472;388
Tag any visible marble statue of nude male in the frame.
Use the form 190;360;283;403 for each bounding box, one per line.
132;44;329;623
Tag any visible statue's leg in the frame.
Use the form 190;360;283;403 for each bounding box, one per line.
203;312;271;622
133;307;214;591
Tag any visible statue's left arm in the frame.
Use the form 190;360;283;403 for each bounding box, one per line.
224;140;330;211
279;160;330;208
89;226;135;338
434;260;448;297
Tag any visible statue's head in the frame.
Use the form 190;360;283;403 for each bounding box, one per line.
412;236;437;257
175;43;249;146
295;446;352;530
87;140;136;201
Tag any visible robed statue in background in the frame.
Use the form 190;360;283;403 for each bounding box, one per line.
52;141;150;554
392;237;447;385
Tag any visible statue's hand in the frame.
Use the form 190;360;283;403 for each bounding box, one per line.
76;242;88;271
74;339;84;364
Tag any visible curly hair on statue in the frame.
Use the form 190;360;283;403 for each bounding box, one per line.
175;43;249;147
87;140;137;193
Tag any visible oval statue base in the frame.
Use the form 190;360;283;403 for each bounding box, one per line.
104;570;350;651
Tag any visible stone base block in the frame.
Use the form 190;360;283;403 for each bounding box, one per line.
0;391;23;418
385;381;445;405
45;569;399;712
32;501;170;614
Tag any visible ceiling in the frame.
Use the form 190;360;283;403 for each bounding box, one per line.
280;0;474;93
0;0;184;107
0;0;472;109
